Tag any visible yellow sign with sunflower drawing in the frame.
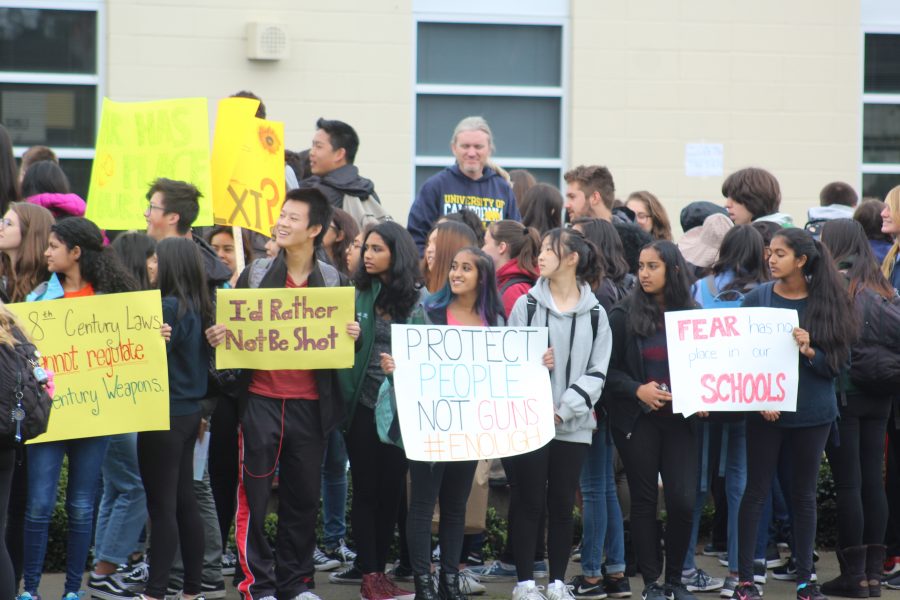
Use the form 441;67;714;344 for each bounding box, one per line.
211;97;286;236
86;97;213;229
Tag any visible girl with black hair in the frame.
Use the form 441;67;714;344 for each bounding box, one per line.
483;220;540;316
336;221;424;600
0;125;19;214
505;228;612;600
520;183;564;236
381;247;505;600
683;226;770;595
21;217;137;600
572;218;635;309
112;232;158;289
733;228;857;600
137;237;213;600
818;219;894;597
605;240;701;600
21;160;87;219
321;207;360;278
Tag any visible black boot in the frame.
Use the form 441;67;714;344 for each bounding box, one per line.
820;546;868;598
866;545;886;598
438;571;466;600
414;573;438;600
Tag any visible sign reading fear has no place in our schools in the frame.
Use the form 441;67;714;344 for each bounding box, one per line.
215;287;355;370
8;291;170;444
391;324;555;462
665;307;800;416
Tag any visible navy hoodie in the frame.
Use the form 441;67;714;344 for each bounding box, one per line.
407;163;520;252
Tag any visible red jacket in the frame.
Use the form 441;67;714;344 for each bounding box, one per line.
496;259;537;318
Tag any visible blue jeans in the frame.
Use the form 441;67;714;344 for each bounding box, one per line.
580;423;626;577
24;436;110;595
95;433;147;565
683;422;747;573
321;428;348;548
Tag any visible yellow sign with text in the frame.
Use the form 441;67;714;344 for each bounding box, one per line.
8;291;170;444
211;97;286;236
85;97;213;229
216;287;355;370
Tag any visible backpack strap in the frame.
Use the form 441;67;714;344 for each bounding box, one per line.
525;292;537;327
247;258;274;289
317;259;341;287
500;274;534;295
590;303;601;341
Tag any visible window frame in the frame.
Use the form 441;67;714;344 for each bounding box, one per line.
861;26;900;195
411;12;570;197
0;0;105;162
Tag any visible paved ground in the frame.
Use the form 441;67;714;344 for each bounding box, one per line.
29;549;900;600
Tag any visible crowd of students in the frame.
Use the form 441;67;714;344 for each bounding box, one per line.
0;103;898;600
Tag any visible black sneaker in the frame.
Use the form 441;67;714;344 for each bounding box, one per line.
604;575;632;599
796;583;826;600
87;573;140;600
120;562;149;590
566;575;607;600
766;545;786;569
200;581;226;600
732;583;762;600
665;583;697;600
773;558;817;582
753;561;767;585
388;563;414;582
642;583;667;600
221;550;237;576
329;565;363;585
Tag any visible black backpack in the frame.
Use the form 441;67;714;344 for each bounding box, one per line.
0;337;52;442
500;274;535;295
524;293;602;342
848;287;900;393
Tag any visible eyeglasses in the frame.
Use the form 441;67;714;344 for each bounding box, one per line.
0;217;14;229
146;203;166;213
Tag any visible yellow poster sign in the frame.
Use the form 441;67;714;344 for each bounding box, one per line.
211;97;286;236
216;287;355;370
8;291;170;443
85;97;213;230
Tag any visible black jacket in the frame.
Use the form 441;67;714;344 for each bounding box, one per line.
299;164;378;209
193;233;233;289
233;253;348;437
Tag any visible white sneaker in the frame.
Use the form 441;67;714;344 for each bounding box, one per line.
547;580;577;600
514;581;549;600
289;592;322;600
460;572;486;595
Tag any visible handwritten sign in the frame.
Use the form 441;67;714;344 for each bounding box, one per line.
211;97;286;236
215;287;355;370
85;97;213;229
665;307;799;416
684;142;724;177
8;291;169;443
391;325;555;462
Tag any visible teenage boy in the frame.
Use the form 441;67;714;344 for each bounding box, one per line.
206;187;360;600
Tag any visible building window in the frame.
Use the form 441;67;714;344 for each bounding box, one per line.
862;32;900;199
0;4;103;198
413;19;567;195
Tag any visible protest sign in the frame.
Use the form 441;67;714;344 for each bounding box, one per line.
665;307;800;416
391;325;555;462
8;291;169;443
215;287;355;370
85;97;213;229
211;97;286;236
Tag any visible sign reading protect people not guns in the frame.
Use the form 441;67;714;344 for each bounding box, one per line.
8;292;170;444
85;97;213;230
215;287;355;370
664;307;800;416
391;325;555;462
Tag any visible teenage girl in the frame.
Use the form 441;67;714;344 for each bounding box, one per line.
482;220;540;317
506;227;612;600
606;241;700;600
733;228;857;600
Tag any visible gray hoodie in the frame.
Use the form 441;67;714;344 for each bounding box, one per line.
508;279;613;445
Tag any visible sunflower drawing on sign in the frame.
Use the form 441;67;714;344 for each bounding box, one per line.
258;125;281;155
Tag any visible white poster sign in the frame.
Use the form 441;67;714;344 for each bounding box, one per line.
664;307;799;416
391;325;555;462
685;142;724;177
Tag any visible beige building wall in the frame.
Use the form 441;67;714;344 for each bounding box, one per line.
569;0;862;232
106;0;416;221
105;0;863;230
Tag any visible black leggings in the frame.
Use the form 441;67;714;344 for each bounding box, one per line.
0;448;16;600
503;440;587;582
344;405;407;574
612;415;697;585
826;394;891;548
209;394;240;549
138;412;205;598
406;460;477;576
738;419;830;586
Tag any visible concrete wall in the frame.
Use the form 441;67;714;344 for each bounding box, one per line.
106;0;864;230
